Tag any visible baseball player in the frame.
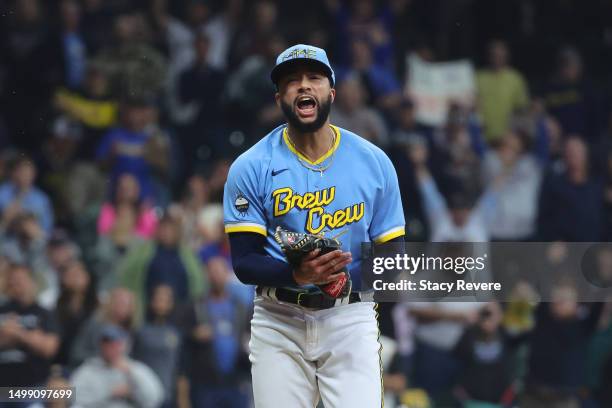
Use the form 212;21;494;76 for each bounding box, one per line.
223;44;405;407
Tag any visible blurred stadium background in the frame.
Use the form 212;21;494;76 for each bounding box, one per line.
1;0;612;407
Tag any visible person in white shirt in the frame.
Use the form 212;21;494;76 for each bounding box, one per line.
408;137;496;242
481;129;542;240
71;324;163;408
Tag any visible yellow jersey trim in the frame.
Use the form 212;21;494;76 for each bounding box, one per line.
224;224;267;236
282;125;341;165
373;227;405;244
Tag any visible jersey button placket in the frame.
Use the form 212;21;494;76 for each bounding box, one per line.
309;167;321;189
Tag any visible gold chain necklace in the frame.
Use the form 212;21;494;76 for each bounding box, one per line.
286;127;337;177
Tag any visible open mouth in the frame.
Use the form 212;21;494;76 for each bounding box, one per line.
295;95;317;118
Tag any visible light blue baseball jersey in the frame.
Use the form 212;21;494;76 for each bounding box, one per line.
223;124;405;289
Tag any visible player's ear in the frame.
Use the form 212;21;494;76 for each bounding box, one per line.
330;88;336;103
274;92;281;107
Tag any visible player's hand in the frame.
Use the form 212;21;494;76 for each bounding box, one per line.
293;249;352;286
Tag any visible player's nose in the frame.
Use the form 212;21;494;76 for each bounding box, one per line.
297;74;313;91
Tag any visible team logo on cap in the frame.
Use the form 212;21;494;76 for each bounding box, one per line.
282;48;317;61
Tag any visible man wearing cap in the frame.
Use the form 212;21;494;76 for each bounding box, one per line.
223;44;405;407
71;324;164;408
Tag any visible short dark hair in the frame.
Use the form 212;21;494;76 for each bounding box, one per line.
10;153;35;173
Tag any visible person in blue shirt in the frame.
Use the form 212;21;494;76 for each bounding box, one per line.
96;98;156;201
0;155;53;235
223;44;405;408
181;256;250;408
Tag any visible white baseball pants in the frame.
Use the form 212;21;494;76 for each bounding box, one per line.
249;296;383;408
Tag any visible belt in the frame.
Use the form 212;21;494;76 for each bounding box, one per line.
256;286;372;310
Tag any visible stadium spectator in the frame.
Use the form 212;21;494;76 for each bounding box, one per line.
430;104;486;197
453;302;519;406
146;0;193;67
54;63;118;161
196;207;254;308
537;136;604;241
0;264;59;387
339;37;402;113
148;0;197;141
0;155;54;234
97;173;158;246
410;139;495;242
92;12;167;99
181;255;250;408
119;213;205;322
201;0;243;71
140;105;173;207
170;174;211;250
481;129;542;240
54;260;97;370
196;204;230;264
476;40;530;142
0;0;52;150
69;287;135;368
541;47;602;141
389;98;431;146
331;73;389;146
204;158;231;203
132;284;181;408
387;100;432;240
225;34;286;145
177;31;227;173
409;302;482;403
78;0;116;54
324;0;395;68
520;285;603;408
46;0;88;90
227;0;278;68
0;214;50;303
39;229;82;309
96;98;162;202
71;323;164;408
37;117;82;226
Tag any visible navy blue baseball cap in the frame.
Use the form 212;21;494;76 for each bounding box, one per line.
271;44;336;87
100;324;128;342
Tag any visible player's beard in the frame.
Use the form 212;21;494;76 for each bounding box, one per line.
281;94;332;133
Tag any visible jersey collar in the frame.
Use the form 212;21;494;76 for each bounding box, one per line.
282;125;341;165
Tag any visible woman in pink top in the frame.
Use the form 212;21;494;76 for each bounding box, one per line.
97;173;157;248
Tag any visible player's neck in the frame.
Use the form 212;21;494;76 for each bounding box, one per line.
287;122;334;162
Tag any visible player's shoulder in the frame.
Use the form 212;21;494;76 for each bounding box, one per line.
335;125;394;168
228;124;285;176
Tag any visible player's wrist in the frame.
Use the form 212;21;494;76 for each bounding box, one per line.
292;269;308;286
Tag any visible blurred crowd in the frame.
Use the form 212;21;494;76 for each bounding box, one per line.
1;0;612;407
